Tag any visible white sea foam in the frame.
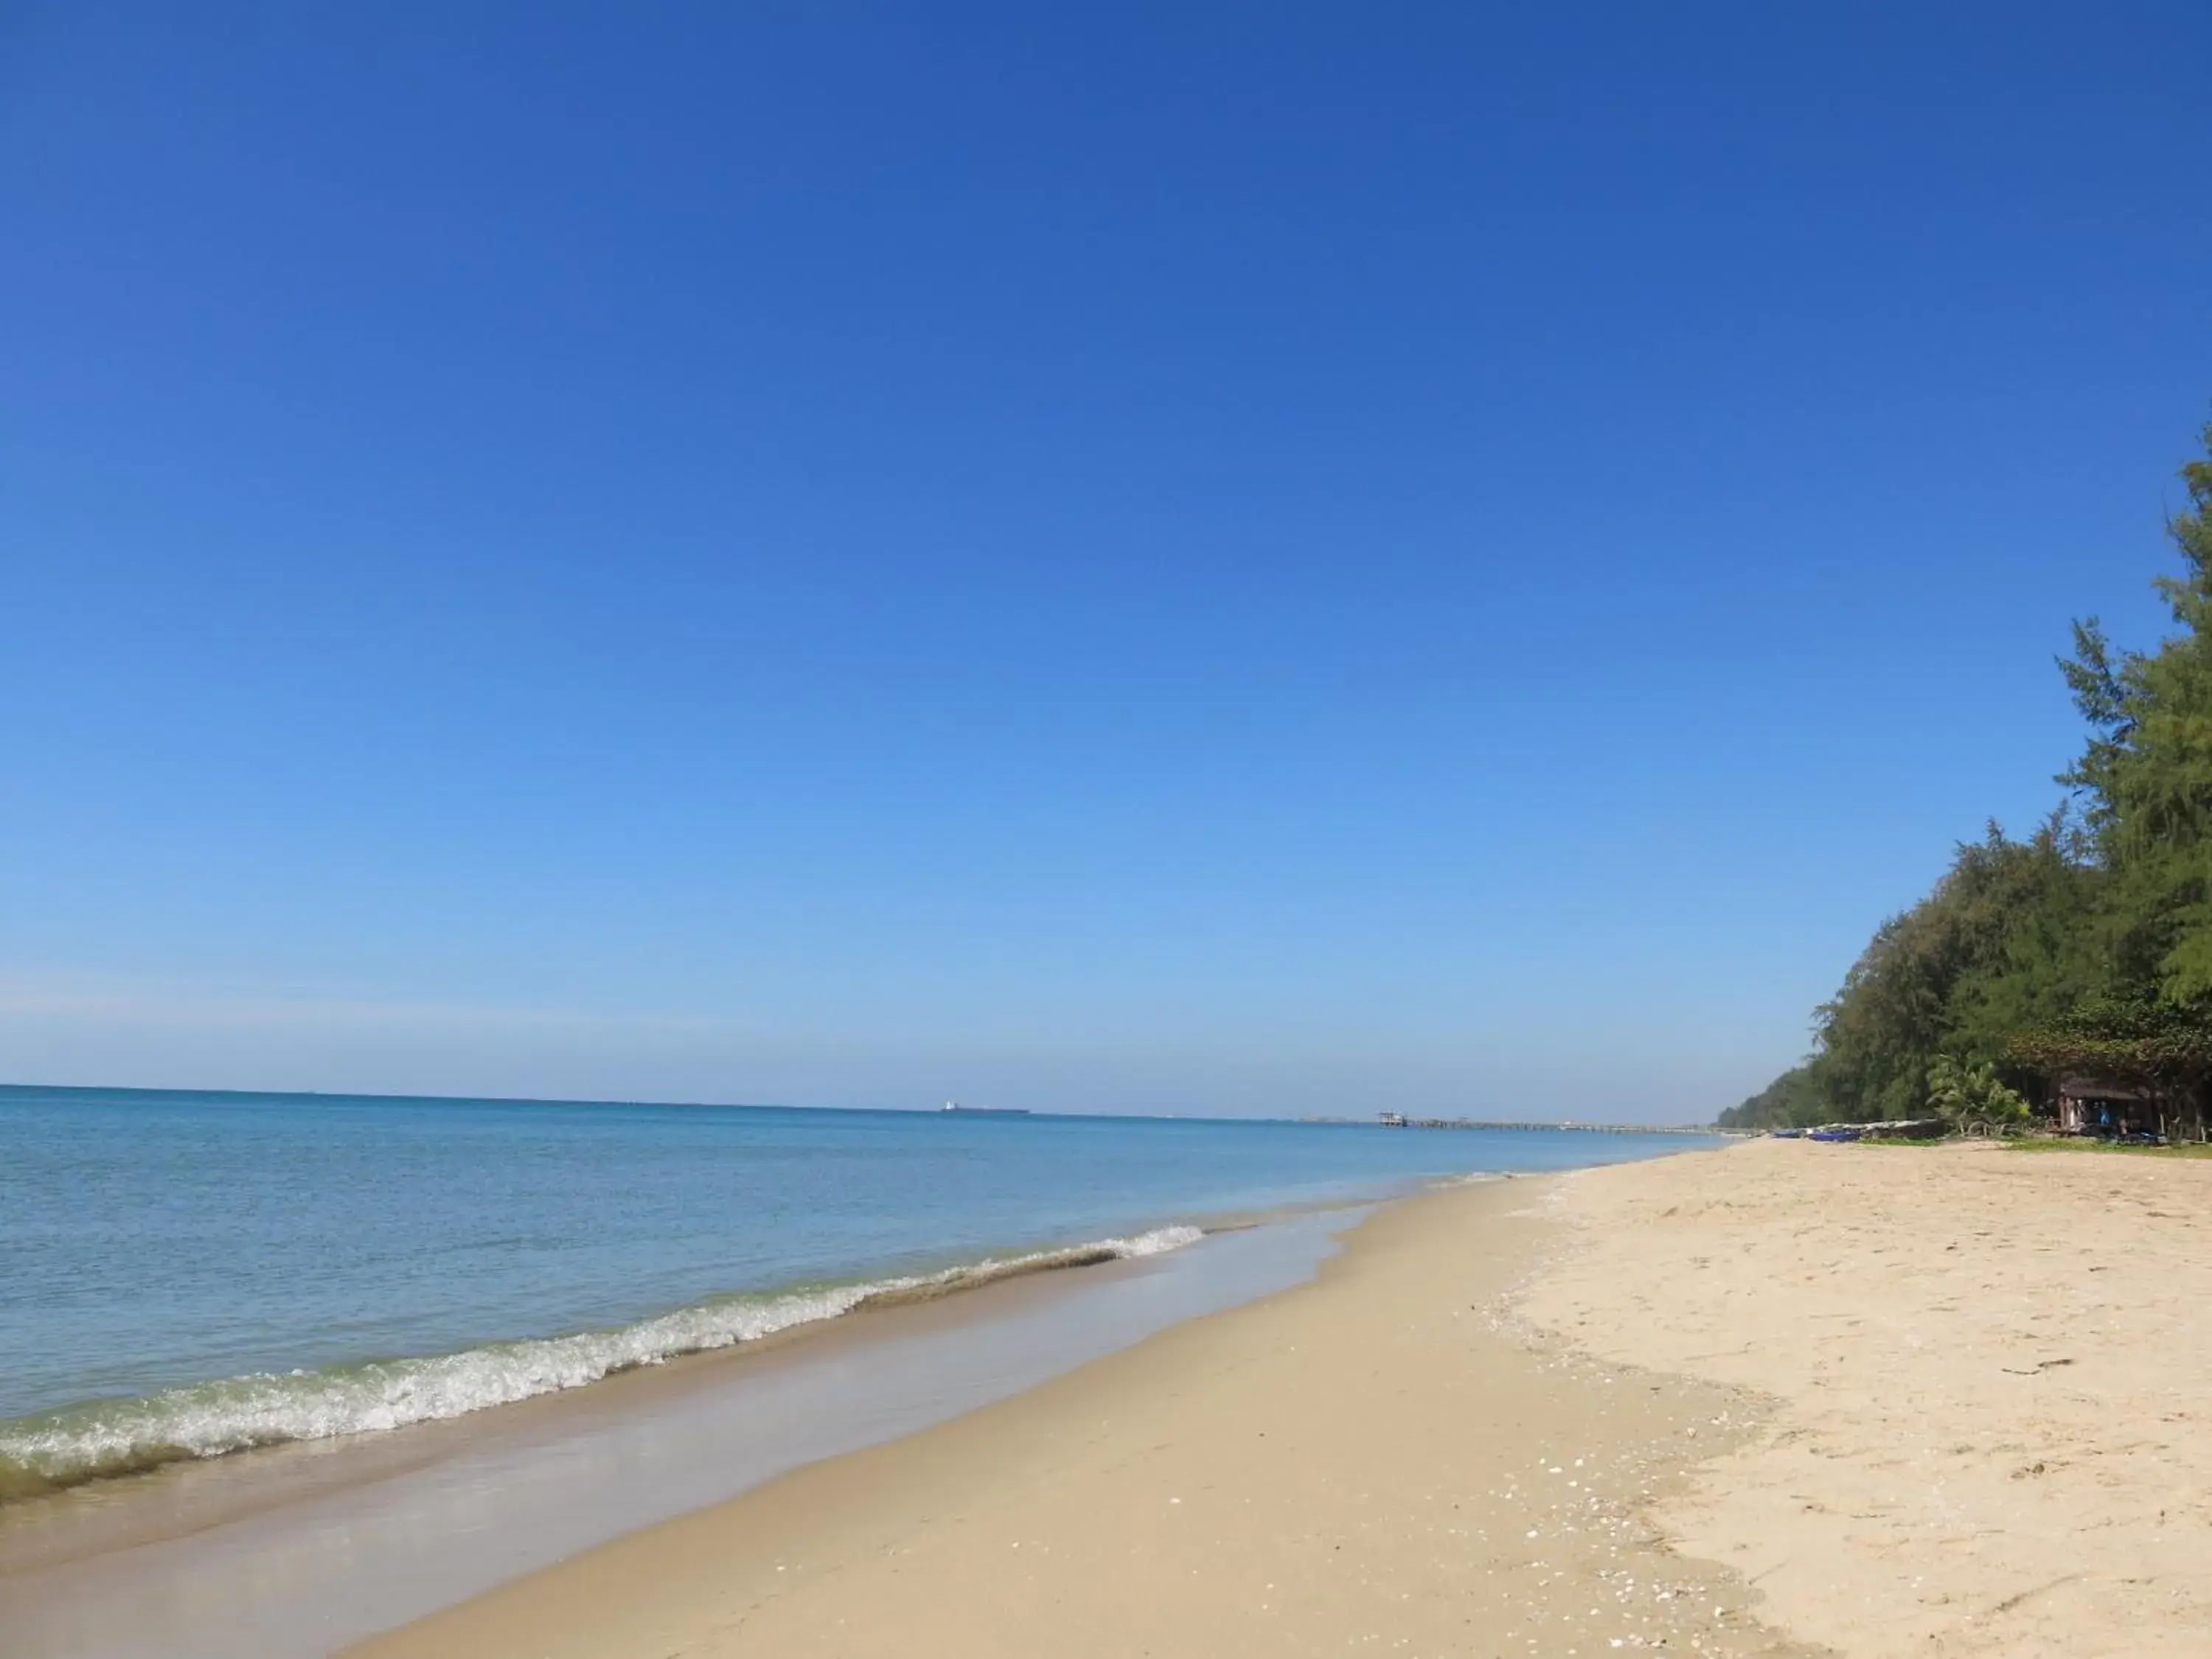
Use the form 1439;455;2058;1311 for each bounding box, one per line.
0;1225;1203;1498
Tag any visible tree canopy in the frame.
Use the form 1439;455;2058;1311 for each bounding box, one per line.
1722;420;2212;1132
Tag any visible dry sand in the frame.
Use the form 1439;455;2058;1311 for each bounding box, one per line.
355;1139;2212;1658
1523;1138;2212;1658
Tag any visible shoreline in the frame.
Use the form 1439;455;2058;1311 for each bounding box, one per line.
14;1088;1699;1522
0;1203;1377;1659
46;1133;2205;1657
1;1189;1416;1509
352;1162;1808;1659
346;1135;2212;1659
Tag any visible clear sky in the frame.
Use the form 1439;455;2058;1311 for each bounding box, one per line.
4;2;2208;1120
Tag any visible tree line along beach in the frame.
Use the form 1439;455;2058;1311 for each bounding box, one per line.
1725;428;2212;1146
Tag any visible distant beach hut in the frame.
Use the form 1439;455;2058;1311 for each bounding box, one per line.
2053;1075;2157;1137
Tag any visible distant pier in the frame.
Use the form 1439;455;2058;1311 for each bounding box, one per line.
1373;1116;1715;1135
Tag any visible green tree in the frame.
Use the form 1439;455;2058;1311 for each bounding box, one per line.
1716;1064;1821;1130
1924;1053;2028;1127
1807;824;2093;1121
2059;420;2212;1004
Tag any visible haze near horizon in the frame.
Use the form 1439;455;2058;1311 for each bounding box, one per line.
5;2;2208;1120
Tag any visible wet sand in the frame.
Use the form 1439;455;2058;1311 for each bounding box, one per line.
354;1171;1810;1659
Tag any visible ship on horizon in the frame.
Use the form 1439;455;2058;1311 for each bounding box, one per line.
940;1101;1031;1116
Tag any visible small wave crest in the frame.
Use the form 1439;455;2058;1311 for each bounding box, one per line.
0;1224;1203;1503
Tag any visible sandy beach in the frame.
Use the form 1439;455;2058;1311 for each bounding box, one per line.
355;1165;1801;1659
1525;1138;2212;1656
349;1138;2212;1659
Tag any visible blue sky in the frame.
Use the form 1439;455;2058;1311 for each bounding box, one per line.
4;1;2208;1119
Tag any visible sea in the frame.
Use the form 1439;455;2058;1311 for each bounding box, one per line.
0;1085;1708;1501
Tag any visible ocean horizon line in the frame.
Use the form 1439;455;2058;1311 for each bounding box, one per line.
0;1079;1714;1131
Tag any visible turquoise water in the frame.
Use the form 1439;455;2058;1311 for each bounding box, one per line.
0;1085;1712;1497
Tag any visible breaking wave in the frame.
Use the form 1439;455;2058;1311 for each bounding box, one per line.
0;1224;1203;1503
